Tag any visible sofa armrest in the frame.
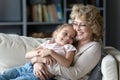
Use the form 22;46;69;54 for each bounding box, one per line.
101;54;118;80
104;46;120;80
104;46;120;61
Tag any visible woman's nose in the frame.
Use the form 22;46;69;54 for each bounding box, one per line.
76;26;81;31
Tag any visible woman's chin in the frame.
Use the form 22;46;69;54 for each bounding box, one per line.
76;36;82;41
76;37;80;41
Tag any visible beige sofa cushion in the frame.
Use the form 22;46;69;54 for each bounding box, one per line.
101;54;118;80
0;33;49;72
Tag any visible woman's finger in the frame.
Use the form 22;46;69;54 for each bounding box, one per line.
46;58;50;65
33;63;50;79
40;64;49;76
41;70;49;79
34;70;39;78
35;72;39;77
47;56;57;66
38;71;46;80
48;58;53;66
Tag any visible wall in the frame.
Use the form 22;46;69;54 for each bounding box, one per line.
106;0;120;50
0;0;21;21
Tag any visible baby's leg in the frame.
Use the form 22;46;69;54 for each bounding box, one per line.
0;68;20;80
9;71;53;80
10;73;39;80
0;62;33;80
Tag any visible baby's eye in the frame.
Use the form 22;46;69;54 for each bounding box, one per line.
70;36;74;40
63;32;68;36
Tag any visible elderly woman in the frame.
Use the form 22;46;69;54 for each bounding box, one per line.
32;4;103;80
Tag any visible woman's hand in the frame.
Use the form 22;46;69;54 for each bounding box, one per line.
38;48;53;57
31;56;57;66
43;56;57;66
33;63;49;80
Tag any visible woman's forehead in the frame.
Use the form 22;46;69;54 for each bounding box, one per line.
74;17;87;23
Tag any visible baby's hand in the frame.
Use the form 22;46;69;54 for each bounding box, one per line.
35;46;43;50
31;56;38;64
35;47;43;56
39;48;52;57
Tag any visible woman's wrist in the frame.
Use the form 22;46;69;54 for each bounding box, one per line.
49;49;55;56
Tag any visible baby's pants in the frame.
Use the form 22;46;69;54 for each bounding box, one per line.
0;62;50;80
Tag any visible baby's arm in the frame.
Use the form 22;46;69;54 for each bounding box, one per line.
50;50;75;67
25;47;42;59
31;55;57;65
39;48;76;67
26;40;50;59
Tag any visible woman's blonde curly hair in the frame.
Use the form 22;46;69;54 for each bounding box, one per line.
70;4;103;42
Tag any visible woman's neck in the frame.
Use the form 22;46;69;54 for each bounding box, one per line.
77;40;92;49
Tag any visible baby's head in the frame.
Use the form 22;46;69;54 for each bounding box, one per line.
52;23;76;46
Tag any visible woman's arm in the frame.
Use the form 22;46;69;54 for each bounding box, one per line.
49;42;101;80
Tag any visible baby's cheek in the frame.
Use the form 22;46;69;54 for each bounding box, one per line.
70;40;73;44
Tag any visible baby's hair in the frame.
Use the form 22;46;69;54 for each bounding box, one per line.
51;23;75;43
54;23;73;32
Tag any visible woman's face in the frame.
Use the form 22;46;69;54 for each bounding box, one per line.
72;18;93;42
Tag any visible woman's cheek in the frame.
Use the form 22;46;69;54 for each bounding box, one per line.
76;35;80;40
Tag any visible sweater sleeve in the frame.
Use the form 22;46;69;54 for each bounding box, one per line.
49;42;101;80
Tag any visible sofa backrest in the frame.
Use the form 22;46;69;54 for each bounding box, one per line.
0;33;50;72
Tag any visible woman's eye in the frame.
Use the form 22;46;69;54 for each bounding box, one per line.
72;22;87;27
81;24;87;26
72;23;78;26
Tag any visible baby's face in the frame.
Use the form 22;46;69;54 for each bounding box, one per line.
55;26;76;46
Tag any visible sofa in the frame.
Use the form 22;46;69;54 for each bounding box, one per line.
0;33;120;80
